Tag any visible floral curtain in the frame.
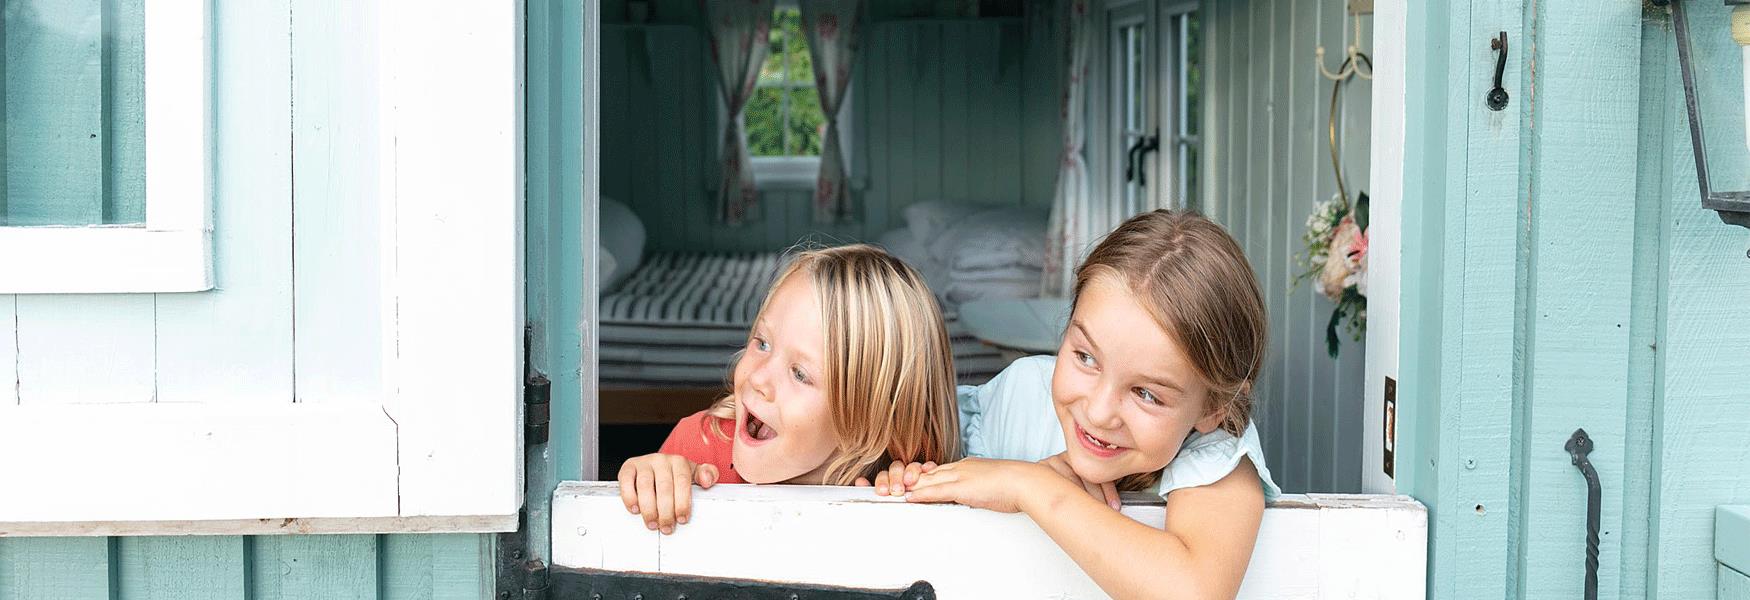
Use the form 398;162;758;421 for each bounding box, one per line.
703;0;775;225
800;0;862;223
1042;0;1094;296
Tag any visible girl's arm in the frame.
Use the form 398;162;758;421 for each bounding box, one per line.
908;457;1264;600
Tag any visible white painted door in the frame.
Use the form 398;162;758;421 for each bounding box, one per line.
1102;1;1199;215
0;0;524;535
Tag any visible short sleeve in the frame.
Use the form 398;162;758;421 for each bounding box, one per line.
657;410;745;484
1154;422;1279;502
958;356;1066;462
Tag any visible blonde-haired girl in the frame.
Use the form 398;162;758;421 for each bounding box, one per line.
878;210;1280;599
617;244;962;534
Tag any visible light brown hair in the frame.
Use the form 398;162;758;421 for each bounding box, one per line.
706;244;963;485
1072;210;1267;491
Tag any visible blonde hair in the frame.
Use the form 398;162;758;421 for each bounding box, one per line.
705;244;963;485
1073;210;1267;492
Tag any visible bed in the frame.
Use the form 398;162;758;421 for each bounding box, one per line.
599;251;1010;391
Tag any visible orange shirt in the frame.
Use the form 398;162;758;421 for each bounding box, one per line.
658;410;746;484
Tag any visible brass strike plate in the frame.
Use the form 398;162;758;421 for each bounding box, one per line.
1383;377;1396;478
1348;0;1374;15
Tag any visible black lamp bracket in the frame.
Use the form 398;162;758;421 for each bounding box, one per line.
1652;0;1750;230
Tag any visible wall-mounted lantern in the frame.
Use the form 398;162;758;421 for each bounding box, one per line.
1654;0;1750;230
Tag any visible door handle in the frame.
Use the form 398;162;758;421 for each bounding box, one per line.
1129;132;1161;187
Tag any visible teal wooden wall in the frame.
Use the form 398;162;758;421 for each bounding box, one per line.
0;535;491;600
599;0;1061;253
1200;0;1371;494
1398;1;1750;598
0;0;502;595
1;0;146;226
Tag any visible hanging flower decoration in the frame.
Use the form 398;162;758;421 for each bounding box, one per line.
1294;191;1368;358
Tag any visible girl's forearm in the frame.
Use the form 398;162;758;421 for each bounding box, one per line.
1019;472;1227;600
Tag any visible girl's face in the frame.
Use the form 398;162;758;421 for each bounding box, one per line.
731;276;840;484
1051;275;1227;485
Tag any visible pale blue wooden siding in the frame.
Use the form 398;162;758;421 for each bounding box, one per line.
1201;0;1370;494
599;1;1060;253
0;535;490;600
0;0;500;596
1;0;146;226
1398;1;1750;598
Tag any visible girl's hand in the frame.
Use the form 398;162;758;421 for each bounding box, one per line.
904;458;1053;513
616;453;719;534
854;461;937;496
1037;452;1122;510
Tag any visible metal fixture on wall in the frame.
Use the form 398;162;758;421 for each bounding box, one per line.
1565;429;1601;600
1652;0;1750;230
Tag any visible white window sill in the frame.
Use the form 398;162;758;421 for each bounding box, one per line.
751;157;820;191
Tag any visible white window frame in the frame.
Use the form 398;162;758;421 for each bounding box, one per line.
744;0;853;191
0;1;214;294
0;0;522;535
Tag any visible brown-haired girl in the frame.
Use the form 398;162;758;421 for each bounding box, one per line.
617;244;963;534
879;210;1280;599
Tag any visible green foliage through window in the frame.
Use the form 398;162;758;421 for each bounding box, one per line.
747;9;825;158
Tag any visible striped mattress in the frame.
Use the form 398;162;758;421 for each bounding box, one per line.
600;252;1007;387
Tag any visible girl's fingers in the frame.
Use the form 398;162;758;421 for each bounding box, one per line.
651;460;677;534
903;481;955;504
696;463;720;488
617;462;641;514
886;462;908;495
634;467;658;531
854;477;872;487
922;461;939;472
1101;481;1121;510
670;459;694;526
903;462;924;487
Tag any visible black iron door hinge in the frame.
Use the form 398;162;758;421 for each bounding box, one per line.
524;324;551;445
497;510;551;600
549;568;935;600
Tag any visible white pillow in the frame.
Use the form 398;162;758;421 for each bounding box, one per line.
927;207;1049;271
903;201;984;242
598;196;645;291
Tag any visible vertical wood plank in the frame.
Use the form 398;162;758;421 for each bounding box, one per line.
14;294;155;404
913;26;943;219
1022;5;1063;208
1;296;14;405
882;26;916;236
248;535;380;600
291;0;382;405
102;0;146;224
0;537;114;600
649;28;689;250
1331;6;1372;494
113;537;246;599
4;0;104;226
1517;1;1639;597
1283;0;1318;495
155;0;294;405
1443;0;1521;596
863;25;891;235
1617;16;1672;600
1723;565;1750;600
679;30;708;252
380;534;493;600
1650;3;1750;597
982;23;1024;207
941;23;970;205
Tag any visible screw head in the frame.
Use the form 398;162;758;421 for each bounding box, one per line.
498;592;510;600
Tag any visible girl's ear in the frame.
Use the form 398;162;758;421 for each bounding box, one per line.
1192;404;1228;434
1193;382;1245;434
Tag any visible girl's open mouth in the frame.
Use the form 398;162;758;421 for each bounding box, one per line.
1075;423;1125;458
740;409;778;445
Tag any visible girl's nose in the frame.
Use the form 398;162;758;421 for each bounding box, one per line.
1085;385;1125;429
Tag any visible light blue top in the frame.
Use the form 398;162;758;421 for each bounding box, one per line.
959;356;1281;501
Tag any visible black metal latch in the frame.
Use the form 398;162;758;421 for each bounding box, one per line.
549;568;935;600
1565;428;1601;600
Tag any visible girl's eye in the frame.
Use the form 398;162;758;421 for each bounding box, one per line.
1136;388;1163;406
1075;351;1097;368
751;336;771;353
790;366;810;384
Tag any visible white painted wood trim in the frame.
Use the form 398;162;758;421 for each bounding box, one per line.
0;0;213;294
0;229;210;294
553;482;1428;600
1362;0;1405;495
0;514;515;538
0;404;397;523
377;0;523;519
